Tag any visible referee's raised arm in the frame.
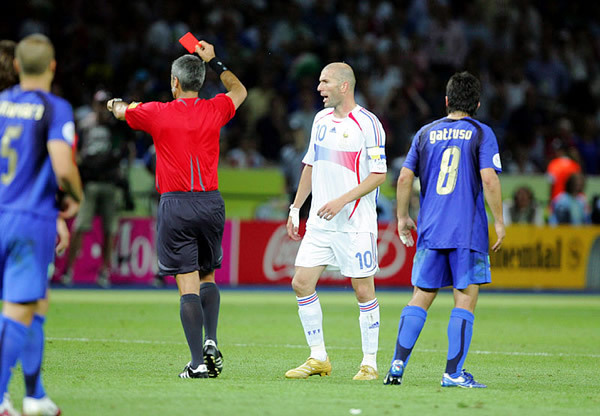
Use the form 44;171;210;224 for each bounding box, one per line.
195;40;247;110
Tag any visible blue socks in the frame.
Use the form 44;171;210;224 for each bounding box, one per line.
0;316;29;397
21;314;46;399
445;308;474;377
392;305;427;365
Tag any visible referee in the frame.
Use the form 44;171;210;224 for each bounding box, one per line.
108;40;247;379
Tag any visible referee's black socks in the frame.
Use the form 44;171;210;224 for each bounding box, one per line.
200;282;220;345
180;294;205;368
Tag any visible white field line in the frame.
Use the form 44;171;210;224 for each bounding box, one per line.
47;337;600;358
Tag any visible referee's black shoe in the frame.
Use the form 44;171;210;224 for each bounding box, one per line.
179;362;209;379
203;340;223;378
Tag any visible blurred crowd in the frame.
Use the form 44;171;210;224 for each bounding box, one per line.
3;0;600;223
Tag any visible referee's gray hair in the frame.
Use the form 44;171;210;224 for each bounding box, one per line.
171;55;206;92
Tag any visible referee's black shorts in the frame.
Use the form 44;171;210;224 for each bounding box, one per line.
156;190;225;276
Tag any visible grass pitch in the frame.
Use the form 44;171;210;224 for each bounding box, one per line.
6;289;599;415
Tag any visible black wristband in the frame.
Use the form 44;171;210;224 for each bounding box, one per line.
208;58;229;76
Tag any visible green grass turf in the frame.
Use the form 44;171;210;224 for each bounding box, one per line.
6;289;599;415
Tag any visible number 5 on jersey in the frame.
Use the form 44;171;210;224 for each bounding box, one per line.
1;125;23;185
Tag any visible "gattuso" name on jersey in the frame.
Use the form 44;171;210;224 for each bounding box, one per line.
429;128;472;144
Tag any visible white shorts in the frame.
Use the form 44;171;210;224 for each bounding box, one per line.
295;228;379;278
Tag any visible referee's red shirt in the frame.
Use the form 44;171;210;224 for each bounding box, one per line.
125;94;235;193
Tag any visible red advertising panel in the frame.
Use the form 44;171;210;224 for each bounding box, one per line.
52;217;233;286
237;221;414;287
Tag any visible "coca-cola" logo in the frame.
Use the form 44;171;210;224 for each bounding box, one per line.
262;222;408;281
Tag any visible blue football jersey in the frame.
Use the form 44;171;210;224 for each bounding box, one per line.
403;117;502;253
0;85;75;219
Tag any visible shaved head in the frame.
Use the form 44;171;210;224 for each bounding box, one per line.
318;62;357;114
15;34;54;76
323;62;356;91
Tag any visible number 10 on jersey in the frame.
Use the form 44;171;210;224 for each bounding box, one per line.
355;250;373;269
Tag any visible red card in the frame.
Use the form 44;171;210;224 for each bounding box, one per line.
179;32;199;53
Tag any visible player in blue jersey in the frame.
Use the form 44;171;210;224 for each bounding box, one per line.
0;37;74;416
383;72;505;388
0;34;83;415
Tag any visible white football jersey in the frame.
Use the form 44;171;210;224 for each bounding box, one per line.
303;105;387;233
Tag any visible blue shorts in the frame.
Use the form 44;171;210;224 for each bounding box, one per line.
0;211;55;303
411;248;491;290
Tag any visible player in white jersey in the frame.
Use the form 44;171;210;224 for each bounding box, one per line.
285;62;387;381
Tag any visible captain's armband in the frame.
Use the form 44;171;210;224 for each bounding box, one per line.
367;146;386;160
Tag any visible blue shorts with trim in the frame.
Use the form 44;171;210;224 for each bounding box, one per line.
0;211;54;303
411;248;491;290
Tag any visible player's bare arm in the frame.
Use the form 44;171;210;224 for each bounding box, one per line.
195;40;247;110
481;167;505;252
396;167;417;247
55;217;70;255
317;172;386;221
48;140;83;204
287;164;313;240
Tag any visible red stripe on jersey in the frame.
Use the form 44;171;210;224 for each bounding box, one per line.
314;110;334;124
348;149;362;220
348;112;363;131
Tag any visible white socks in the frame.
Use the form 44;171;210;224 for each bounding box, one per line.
358;298;380;369
296;293;380;368
297;292;327;361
